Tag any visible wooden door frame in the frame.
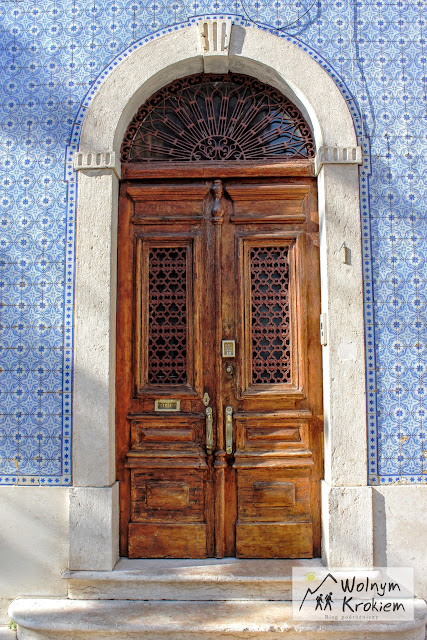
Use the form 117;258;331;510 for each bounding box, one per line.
70;24;370;572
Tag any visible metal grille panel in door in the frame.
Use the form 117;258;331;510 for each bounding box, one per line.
148;246;187;384
250;246;291;384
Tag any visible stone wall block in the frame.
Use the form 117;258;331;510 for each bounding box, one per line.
323;483;374;568
0;488;68;624
69;484;119;571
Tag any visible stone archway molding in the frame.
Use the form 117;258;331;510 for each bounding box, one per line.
71;20;369;571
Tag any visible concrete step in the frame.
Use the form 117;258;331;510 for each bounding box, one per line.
9;597;427;640
64;558;321;601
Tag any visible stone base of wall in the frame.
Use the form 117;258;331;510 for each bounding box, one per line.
0;488;68;624
1;484;426;626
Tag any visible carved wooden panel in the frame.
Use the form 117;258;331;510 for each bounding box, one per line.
131;469;205;522
227;183;310;223
235;469;313;558
237;470;311;522
235;523;313;558
146;481;189;509
128;523;207;558
127;184;208;223
234;412;311;452
253;481;296;507
130;415;204;452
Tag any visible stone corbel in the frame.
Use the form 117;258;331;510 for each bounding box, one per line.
74;151;121;179
199;19;231;73
315;146;363;175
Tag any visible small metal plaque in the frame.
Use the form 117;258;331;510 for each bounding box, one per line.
154;399;181;412
222;340;235;358
320;313;327;346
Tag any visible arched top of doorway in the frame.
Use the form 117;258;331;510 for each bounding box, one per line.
120;72;315;164
75;23;358;160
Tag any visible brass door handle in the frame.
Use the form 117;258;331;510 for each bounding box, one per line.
225;406;233;454
205;407;213;455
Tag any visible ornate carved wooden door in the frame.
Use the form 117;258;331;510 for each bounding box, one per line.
116;175;323;558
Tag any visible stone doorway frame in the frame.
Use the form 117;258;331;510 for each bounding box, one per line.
70;21;371;571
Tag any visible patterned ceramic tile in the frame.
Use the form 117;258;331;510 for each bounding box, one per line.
0;0;425;485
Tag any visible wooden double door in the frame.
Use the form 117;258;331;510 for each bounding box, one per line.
116;175;323;558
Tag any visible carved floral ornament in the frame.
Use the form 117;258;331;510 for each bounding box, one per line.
120;72;316;163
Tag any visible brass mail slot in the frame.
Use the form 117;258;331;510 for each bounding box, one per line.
154;399;181;412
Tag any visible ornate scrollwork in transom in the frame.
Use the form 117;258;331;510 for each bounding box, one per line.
121;73;315;163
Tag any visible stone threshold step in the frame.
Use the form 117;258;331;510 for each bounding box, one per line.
64;558;321;600
9;598;427;640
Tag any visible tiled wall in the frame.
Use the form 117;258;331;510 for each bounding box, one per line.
0;0;425;486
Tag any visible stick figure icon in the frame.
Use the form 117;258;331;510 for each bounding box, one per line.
324;592;333;610
315;594;323;610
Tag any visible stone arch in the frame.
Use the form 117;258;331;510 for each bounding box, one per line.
70;21;370;570
75;22;358;156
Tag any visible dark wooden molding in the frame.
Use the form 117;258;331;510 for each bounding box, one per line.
122;160;315;180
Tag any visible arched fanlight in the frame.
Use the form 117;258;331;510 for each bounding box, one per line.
121;72;315;163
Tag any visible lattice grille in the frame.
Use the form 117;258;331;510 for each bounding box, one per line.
121;73;315;162
148;247;187;384
250;247;291;384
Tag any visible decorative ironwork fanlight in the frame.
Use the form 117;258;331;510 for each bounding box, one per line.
121;73;315;162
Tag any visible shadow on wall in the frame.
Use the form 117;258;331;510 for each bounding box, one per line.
372;489;387;566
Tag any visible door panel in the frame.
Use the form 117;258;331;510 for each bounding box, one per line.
116;176;322;559
135;233;203;396
235;522;313;558
128;523;208;558
238;235;305;398
117;182;214;558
